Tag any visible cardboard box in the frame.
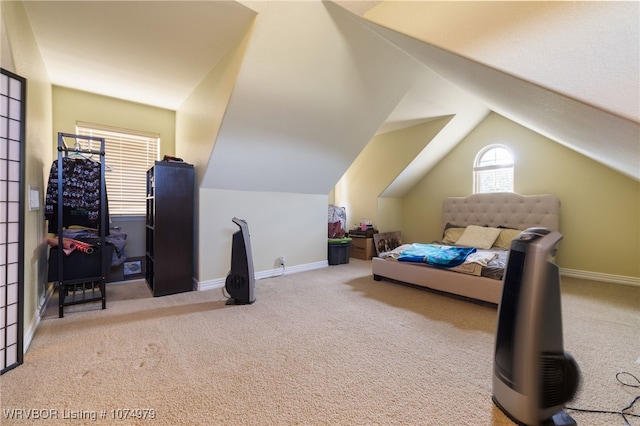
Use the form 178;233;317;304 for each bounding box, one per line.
348;228;378;238
350;237;375;260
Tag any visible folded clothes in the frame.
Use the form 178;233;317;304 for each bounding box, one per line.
47;227;128;267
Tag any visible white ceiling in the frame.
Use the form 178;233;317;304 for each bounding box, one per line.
19;1;640;191
363;1;640;184
22;1;257;110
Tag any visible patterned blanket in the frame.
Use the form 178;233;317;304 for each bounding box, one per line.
397;243;477;268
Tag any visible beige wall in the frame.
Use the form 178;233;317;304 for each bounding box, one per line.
2;0;53;343
377;197;403;233
176;18;252;282
174;18;255;188
334;116;452;232
52;86;175;157
403;112;640;278
199;189;327;283
176;17;328;283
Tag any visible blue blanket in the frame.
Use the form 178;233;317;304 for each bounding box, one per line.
397;243;477;268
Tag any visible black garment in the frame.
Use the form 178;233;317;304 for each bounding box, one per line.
45;157;109;233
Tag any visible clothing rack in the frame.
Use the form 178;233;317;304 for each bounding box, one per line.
52;132;109;317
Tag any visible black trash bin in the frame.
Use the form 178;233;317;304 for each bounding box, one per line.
328;237;351;265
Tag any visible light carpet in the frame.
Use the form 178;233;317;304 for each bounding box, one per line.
1;259;638;425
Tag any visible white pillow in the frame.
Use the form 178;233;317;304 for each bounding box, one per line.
456;225;502;249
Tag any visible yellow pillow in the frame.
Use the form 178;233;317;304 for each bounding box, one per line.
492;228;522;249
442;227;466;245
456;225;502;249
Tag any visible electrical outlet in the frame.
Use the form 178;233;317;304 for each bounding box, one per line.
279;256;285;266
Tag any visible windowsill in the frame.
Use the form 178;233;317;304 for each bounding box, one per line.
110;215;146;222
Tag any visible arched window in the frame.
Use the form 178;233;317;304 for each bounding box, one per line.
473;145;514;193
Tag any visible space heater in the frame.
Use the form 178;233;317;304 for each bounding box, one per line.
492;227;580;426
225;217;255;305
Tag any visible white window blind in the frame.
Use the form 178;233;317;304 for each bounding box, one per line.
473;145;514;194
76;122;159;215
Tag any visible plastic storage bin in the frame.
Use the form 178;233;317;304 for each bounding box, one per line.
328;238;352;265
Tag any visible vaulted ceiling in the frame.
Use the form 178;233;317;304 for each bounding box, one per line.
19;1;640;193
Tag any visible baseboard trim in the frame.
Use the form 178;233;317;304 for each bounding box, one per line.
23;283;58;353
23;311;41;355
195;278;225;292
195;260;329;292
560;268;640;287
195;264;639;290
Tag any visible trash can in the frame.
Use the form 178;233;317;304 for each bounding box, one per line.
328;237;352;265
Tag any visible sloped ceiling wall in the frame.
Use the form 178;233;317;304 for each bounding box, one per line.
202;0;638;197
201;1;494;195
363;1;640;186
19;1;639;193
367;1;638;122
21;1;257;110
201;1;426;194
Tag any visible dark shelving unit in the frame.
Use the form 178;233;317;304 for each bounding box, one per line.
145;161;194;296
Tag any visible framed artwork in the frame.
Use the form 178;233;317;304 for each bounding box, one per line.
123;257;145;279
373;232;403;256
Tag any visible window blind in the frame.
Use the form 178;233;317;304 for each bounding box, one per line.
473;145;514;194
76;122;159;215
475;167;514;193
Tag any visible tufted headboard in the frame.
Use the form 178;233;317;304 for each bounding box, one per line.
442;193;560;232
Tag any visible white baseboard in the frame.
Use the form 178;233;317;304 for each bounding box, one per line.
23;312;41;354
23;284;57;353
256;260;328;280
194;265;639;290
195;277;225;292
560;268;640;287
195;260;329;292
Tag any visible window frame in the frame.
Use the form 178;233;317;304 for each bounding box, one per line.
75;122;160;216
473;144;514;194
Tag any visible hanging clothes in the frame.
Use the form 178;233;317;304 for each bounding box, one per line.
45;157;109;234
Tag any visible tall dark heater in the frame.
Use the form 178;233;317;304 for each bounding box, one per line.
225;217;255;305
493;228;580;426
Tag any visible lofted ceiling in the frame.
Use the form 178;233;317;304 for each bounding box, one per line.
201;0;489;193
21;1;257;110
18;1;640;193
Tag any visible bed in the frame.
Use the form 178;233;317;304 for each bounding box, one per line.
372;193;560;305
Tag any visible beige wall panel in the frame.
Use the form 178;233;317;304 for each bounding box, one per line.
335;117;451;231
2;0;53;342
52;86;175;157
198;188;327;282
404;113;639;278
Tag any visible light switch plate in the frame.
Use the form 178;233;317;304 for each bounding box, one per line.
28;186;40;211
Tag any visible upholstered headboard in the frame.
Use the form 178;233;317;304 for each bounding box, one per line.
442;193;560;232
